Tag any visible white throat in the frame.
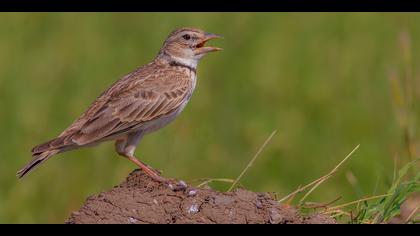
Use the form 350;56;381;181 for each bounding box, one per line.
171;56;199;69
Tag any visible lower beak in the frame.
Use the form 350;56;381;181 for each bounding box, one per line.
194;33;223;55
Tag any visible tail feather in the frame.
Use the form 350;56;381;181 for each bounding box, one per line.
31;136;68;155
17;149;59;179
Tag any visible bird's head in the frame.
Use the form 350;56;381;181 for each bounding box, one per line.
157;28;222;68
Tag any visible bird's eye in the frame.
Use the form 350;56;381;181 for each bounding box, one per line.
182;34;191;40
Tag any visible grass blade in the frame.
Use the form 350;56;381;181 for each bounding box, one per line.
299;145;360;202
227;130;277;192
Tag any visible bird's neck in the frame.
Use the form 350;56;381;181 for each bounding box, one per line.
156;50;198;72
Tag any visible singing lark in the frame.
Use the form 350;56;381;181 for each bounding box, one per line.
17;28;222;181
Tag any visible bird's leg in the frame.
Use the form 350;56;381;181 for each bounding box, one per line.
126;155;166;182
115;133;165;182
114;133;187;190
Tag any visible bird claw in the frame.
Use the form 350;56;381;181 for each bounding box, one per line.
166;179;188;191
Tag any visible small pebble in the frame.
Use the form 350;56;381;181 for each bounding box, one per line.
187;204;199;214
188;189;198;197
128;217;137;224
255;200;263;209
178;180;187;188
269;208;284;224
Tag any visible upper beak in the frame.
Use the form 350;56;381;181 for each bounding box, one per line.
204;33;223;41
194;32;223;55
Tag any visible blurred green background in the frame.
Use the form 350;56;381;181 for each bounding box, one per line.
0;13;418;223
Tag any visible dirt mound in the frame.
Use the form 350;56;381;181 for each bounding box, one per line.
66;170;336;224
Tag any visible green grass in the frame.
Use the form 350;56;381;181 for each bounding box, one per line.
322;159;419;224
0;13;419;223
358;159;419;223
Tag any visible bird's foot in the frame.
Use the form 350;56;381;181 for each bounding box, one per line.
126;155;188;191
165;179;188;191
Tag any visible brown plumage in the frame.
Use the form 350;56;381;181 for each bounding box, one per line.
17;28;222;180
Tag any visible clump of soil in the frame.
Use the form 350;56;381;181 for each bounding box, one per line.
66;170;336;224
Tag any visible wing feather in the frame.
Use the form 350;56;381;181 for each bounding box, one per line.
64;66;193;146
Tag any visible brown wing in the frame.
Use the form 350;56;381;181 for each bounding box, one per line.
32;64;193;154
70;72;192;145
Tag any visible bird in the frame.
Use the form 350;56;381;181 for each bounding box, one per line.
17;27;222;182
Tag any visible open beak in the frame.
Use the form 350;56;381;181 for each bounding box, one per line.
194;33;223;55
